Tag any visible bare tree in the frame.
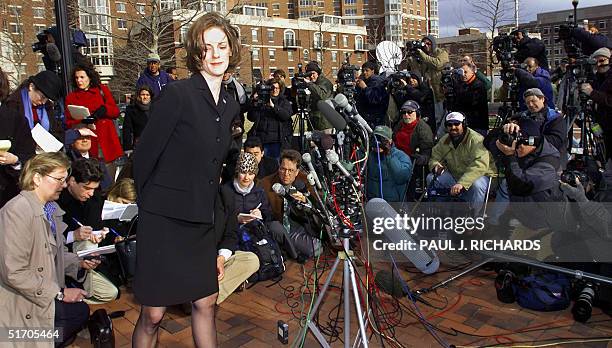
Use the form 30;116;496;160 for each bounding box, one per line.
0;1;32;86
466;0;516;101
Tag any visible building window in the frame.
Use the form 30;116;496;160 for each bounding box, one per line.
554;48;561;55
269;48;275;60
600;21;607;29
284;29;296;46
344;8;357;16
34;24;46;33
355;35;363;50
272;3;280;10
160;0;179;10
116;2;126;12
303;49;309;61
288;50;294;61
32;7;44;18
8;5;22;17
86;36;113;66
316;51;322;62
9;23;23;34
136;3;145;14
267;29;275;42
252;28;258;42
342;35;348;47
542;26;549;35
117;18;127;29
288;67;295;76
252;48;260;60
357;53;362;61
331;34;336;46
332;68;337;77
344;0;355;3
314;32;322;48
332;51;337;62
554;26;559;33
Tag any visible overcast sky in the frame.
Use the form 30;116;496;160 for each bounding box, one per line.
438;0;612;37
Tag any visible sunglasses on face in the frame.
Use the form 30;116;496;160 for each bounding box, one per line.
445;122;461;127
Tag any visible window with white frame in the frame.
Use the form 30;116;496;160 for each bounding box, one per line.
316;51;321;62
9;23;23;34
314;32;322;48
330;34;336;46
86;36;112;66
288;50;294;61
267;29;274;42
342;35;348;47
32;8;44;18
284;29;295;45
117;18;127;29
269;48;275;60
160;0;179;10
34;24;46;33
136;3;145;14
8;5;22;16
344;8;357;15
332;51;337;62
288;67;295;76
272;3;280;10
355;35;363;50
600;21;607;29
252;28;258;42
116;2;126;12
252;48;260;60
303;49;309;61
79;0;111;31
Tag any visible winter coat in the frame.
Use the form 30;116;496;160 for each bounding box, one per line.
0;191;83;345
569;27;612;56
64;85;123;163
515;67;555;111
406;35;449;103
453;77;489;131
247;93;293;147
136;69;172;98
429;128;497;189
524;107;567;166
122;103;150;151
227;181;273;223
308;75;335;130
356;74;389;127
515;36;549;71
475;70;492;92
393;118;434;165
591;69;612;133
367;147;413;202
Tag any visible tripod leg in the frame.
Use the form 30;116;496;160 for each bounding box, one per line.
348;260;369;348
344;257;351;347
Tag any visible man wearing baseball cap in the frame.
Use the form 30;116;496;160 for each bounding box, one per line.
367;125;413;202
136;52;172;98
428;112;496;215
580;47;612;159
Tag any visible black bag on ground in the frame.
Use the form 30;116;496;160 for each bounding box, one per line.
238;220;285;282
115;215;138;279
88;309;115;348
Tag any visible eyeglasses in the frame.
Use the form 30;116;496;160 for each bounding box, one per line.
401;110;416;115
46;174;68;184
279;167;297;174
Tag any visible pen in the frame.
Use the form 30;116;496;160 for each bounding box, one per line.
109;228;121;238
72;217;84;227
254;203;262;210
73;217;120;238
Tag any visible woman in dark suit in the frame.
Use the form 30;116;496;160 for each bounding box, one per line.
132;12;241;347
122;85;153;152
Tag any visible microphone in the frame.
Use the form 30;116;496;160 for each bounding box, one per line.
302;153;322;190
333;93;373;134
326;149;359;187
365;198;440;274
272;183;313;210
316;100;347;131
46;43;62;62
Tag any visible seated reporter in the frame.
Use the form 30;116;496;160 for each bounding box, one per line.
428;112;496;215
259;150;322;260
246;78;293;160
0;152;90;346
244;136;279;180
66;125;112;191
367;126;413;202
57;157;118;304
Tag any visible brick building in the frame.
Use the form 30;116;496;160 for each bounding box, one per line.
437;28;491;75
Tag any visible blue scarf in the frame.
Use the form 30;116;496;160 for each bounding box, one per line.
43;202;57;237
20;88;50;131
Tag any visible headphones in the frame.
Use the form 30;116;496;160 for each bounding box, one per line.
444;111;468;128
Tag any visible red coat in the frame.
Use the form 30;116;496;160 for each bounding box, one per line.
64;85;123;162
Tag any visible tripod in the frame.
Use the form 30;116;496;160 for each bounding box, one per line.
293;88;313;153
301;231;369;348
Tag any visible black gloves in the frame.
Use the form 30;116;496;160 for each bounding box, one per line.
91;105;107;120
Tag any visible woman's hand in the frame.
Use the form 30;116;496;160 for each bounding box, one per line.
249;208;262;219
62;288;89;303
80;258;101;270
217;255;225;280
0;151;18;166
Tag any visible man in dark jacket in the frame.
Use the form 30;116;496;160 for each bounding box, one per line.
356;61;389;127
512;29;549;71
305;61;335;132
388;71;435;132
135;53;172;98
243;137;279;180
560;24;612;56
514;58;555;111
246;78;293;159
579;48;612;159
452;61;489;134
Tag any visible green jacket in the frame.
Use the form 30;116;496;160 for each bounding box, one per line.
407;47;449;103
476;70;492;92
308;75;334;130
428;128;496;189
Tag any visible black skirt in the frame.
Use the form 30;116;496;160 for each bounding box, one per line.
133;209;218;306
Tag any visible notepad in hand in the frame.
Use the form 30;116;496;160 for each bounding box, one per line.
76;244;116;257
67;105;91;120
238;213;262;220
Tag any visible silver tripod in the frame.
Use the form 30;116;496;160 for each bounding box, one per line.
300;235;369;348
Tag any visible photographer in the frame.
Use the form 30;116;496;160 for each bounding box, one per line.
511;29;549;71
247;78;293;159
579;48;612;159
304;61;334;132
450;62;489;135
559;24;612;57
406;36;450;131
513;57;555;111
355;61;389;127
388;71;435;131
366;126;413;202
428;112;496;216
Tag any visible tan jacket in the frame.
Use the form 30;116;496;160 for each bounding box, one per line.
0;191;82;348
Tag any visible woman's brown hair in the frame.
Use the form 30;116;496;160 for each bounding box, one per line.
184;12;241;74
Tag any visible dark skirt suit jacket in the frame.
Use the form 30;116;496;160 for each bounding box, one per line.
134;73;238;224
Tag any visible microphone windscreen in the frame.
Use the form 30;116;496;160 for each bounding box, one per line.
317;100;347;131
333;93;349;108
272;183;285;196
320;134;335;151
46;43;62;62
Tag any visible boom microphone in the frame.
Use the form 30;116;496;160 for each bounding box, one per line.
334;93;373;134
302;153;322;190
365;198;440;274
316;100;347;131
46;43;62;62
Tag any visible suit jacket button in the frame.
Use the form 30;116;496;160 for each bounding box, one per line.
26;314;32;319
216;137;221;143
216;117;220;122
38;267;43;272
36;290;42;295
209;180;214;185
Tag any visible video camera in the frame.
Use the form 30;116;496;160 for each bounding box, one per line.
253;83;273;108
406;40;427;53
440;66;464;101
337;55;359;101
293;63;312;108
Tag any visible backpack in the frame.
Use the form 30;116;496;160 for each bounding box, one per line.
238;220;285;283
512;272;571;312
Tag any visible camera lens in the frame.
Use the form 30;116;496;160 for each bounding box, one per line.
572;284;596;323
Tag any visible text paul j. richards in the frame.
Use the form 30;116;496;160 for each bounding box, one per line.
372;239;541;251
